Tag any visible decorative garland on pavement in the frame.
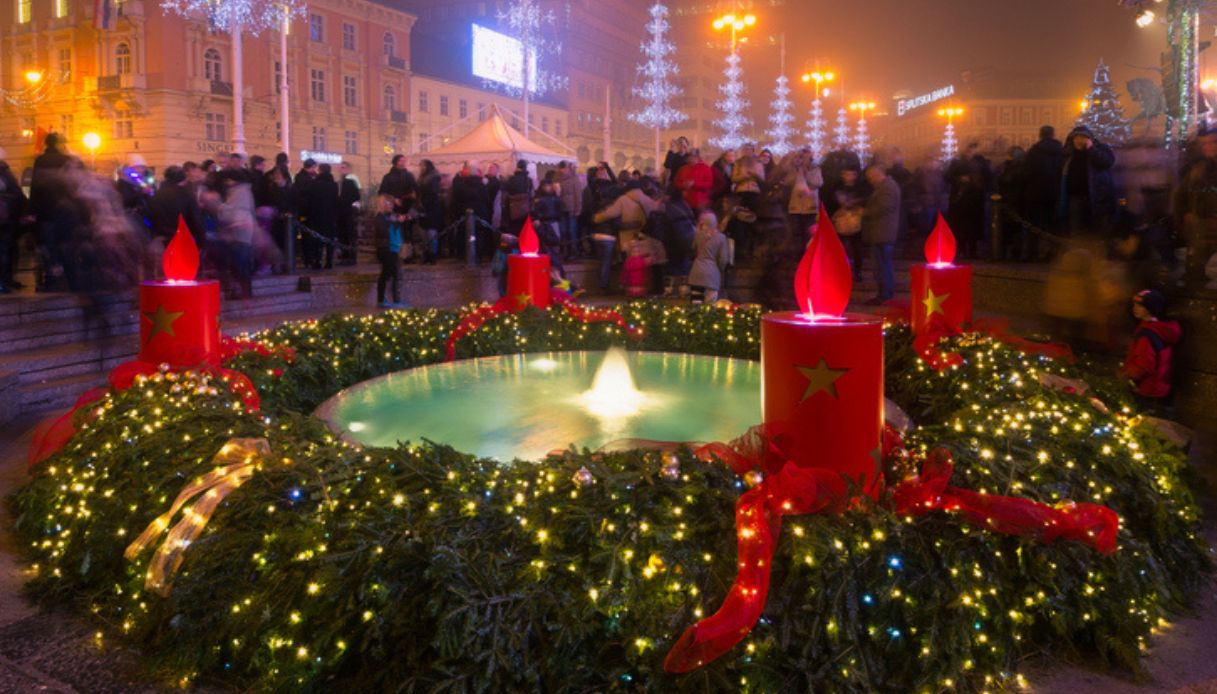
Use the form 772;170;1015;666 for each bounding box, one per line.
10;303;1210;693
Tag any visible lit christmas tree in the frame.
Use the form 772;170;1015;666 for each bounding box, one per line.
710;51;752;152
855;114;871;163
629;3;686;166
832;106;853;152
1076;59;1131;144
765;74;796;156
496;0;567;136
941;121;959;161
806;97;827;163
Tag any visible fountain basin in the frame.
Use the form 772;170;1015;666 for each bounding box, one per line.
317;351;761;461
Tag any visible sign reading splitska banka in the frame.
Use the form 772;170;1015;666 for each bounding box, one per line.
897;85;956;116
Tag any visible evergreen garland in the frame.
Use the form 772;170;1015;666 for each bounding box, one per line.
9;304;1208;693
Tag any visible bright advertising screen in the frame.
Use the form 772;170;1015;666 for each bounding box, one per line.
471;24;537;92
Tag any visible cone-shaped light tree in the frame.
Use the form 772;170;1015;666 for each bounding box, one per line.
629;3;687;168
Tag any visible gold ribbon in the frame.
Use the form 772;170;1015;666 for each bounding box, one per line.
124;438;272;596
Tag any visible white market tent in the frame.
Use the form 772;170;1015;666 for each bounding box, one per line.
419;105;574;178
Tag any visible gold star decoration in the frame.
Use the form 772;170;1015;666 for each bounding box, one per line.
514;292;533;308
143;305;184;342
796;359;849;403
922;288;950;317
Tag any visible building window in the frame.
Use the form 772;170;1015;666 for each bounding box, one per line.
54;0;69;19
383;32;396;57
439;95;449;116
309;13;324;42
203;48;222;82
205;112;227;141
310;69;326;102
343;75;357;107
477;103;486;121
312;126;327;151
418;132;429;154
342;22;356;51
58;48;71;83
345;130;357;155
115;0;128;16
386;134;397;153
274;61;282;94
418;90;428;113
115;43;132;76
17;0;30;24
541;116;548;133
554;120;561;137
113;110;133;139
458;99;467;119
59;114;73;139
383;84;397;111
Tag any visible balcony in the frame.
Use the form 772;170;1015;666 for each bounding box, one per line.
382;54;407;71
94;73;145;91
210;80;233;97
389;110;408;124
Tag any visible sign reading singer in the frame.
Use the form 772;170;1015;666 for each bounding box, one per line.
897;85;956;116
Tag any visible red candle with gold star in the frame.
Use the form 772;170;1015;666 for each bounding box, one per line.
762;207;884;498
505;217;551;309
139;218;221;366
911;213;972;335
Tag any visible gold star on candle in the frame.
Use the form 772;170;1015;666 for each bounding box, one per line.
514;292;533;308
922;288;950;317
796;359;849;402
143;305;184;342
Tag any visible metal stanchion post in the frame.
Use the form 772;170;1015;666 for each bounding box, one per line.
285;216;297;275
989;194;1003;261
465;209;477;267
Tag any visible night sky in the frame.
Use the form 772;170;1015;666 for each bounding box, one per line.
685;0;1171;102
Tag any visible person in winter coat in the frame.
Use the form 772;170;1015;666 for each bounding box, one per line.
213;172;258;298
371;195;407;308
592;181;658;247
688;211;730;304
663;192;697;294
0;153;27;293
147;166;206;274
415;159;443;264
663;137;691;192
710;151;735;212
862;165;901;304
377;154;417;215
784;150;824;245
501;160;535;236
557;161;583;258
450;163;491;261
674;150;714;212
1120;289;1180;412
532;179;567;272
731;144;765;210
1172;129;1217;288
310;164;340;269
1022;125;1064;258
996;147;1030;260
337;161;362;265
1061;126;1117;236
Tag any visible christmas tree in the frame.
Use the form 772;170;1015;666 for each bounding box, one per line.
710;51;752;152
832;106;853;152
1076;59;1131;144
629;3;687;166
855;114;871;163
765;74;796;157
806;97;827;163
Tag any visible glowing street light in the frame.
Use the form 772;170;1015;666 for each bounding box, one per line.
82;132;101;169
937;106;964;123
801;70;836;162
712;11;756;51
1135;8;1155;27
24;69;43;84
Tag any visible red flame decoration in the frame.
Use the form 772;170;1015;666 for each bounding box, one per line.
163;215;200;281
519;216;540;255
924;212;956;265
794;204;853;319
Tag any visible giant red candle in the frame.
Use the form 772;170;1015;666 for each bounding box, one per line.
910;213;972;334
505;217;551;309
139;218;221;366
762;207;884;498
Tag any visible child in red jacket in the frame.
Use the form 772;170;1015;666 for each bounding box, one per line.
1120;289;1181;413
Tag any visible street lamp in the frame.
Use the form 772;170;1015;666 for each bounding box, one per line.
849;100;876;161
801;70;835;162
710;11;757;151
937;106;964;161
82;132;101;170
24;70;43;85
712;12;756;53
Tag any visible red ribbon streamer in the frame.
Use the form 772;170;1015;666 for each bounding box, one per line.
663;426;1119;673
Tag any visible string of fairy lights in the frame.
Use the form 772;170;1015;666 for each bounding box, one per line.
12;304;1208;692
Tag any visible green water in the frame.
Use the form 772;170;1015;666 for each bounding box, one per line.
318;351;761;461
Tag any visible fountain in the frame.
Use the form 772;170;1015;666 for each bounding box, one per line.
318;350;760;461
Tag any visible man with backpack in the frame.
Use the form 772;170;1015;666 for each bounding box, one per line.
502;160;534;236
